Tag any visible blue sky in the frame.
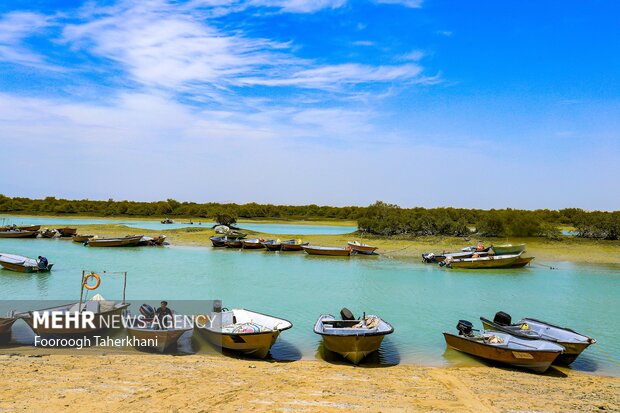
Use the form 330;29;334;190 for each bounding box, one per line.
0;0;618;210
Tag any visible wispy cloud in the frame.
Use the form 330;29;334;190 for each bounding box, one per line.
373;0;422;8
0;11;60;70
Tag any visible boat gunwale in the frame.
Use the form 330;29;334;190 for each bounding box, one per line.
197;308;293;336
442;331;564;354
313;314;395;337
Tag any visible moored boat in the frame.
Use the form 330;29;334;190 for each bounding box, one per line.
0;230;39;238
422;247;491;263
511;256;535;268
491;243;526;255
161;218;175;224
40;229;57;238
194;307;292;359
56;227;78;237
0;253;53;273
280;239;308;251
443;320;564;373
302;245;351;256
72;234;94;243
14;225;41;231
88;235;143;247
225;231;247;239
152;235;167;245
347;241;378;255
262;239;282;251
0;314;17;335
124;304;192;353
225;238;243;248
480;312;596;365
241;238;265;249
210;236;227;247
444;253;522;269
314;308;394;364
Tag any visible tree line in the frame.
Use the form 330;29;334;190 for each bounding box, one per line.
0;195;618;240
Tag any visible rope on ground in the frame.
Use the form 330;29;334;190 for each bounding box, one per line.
594;344;620;367
532;262;559;270
380;244;414;254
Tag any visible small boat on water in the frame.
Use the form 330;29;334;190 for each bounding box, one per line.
0;253;53;273
262;239;282;251
444;253;522;269
210;236;227;247
314;308;394;364
56;227;78;237
125;304;192;353
347;241;378;255
280;239;309;251
225;238;243;248
480;312;596;365
161;218;175;224
443;320;564;373
241;238;265;249
88;235;143;247
40;229;57;238
195;307;292;359
492;243;526;255
0;229;39;238
72;234;94;243
302;245;351;256
422;247;491;263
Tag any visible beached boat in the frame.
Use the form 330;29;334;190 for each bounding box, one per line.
347;241;378;255
0;314;17;335
152;235;167;245
88;235;143;247
511;256;535;268
0;229;39;238
14;225;41;231
225;231;247;239
443;320;564;373
0;253;53;273
241;238;265;249
422;248;491;263
72;234;94;243
314;308;394;364
280;239;309;251
225;238;243;248
491;243;526;255
56;227;78;237
40;229;57;238
125;305;191;353
480;312;596;365
444;253;522;269
302;245;351;256
195;308;292;358
262;239;282;251
210;236;227;247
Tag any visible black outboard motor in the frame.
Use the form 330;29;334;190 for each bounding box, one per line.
456;320;474;336
139;304;155;318
493;311;512;326
340;307;355;321
213;299;222;313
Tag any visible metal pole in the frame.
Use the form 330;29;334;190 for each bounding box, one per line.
122;272;127;304
78;270;85;313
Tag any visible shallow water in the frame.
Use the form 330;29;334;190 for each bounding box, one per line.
0;238;618;376
0;215;357;234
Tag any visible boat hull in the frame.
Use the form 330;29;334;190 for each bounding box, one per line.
302;246;351;256
88;236;143;247
0;261;53;273
511;257;535;268
195;327;281;359
241;241;265;249
449;256;520;269
126;328;188;353
210;237;227;247
348;243;378;255
72;235;94;243
22;304;129;337
0;230;38;238
280;241;308;251
443;333;560;373
262;242;281;251
225;240;242;248
492;244;526;255
56;228;78;237
0;318;17;335
321;334;386;364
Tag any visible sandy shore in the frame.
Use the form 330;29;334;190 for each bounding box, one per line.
0;354;618;412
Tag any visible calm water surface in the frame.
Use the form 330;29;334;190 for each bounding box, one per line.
0;238;618;376
0;216;357;234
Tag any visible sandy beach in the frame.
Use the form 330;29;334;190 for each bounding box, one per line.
0;353;618;412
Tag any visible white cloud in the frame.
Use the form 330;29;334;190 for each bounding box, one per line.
248;0;347;13
0;11;58;69
373;0;422;8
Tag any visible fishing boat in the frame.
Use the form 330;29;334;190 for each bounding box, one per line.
88;235;143;247
72;234;94;243
511;256;535;267
280;239;309;251
15;225;41;231
225;238;243;248
347;241;378;255
241;238;265;249
210;236;227;247
56;227;78;237
40;229;57;238
124;304;191;353
225;231;247;239
422;248;491;263
443;320;564;373
194;307;292;359
491;243;526;255
0;229;39;238
0;313;17;335
0;253;53;273
444;253;522;269
314;308;394;364
302;245;352;256
262;239;282;251
152;235;167;245
480;312;596;365
18;271;130;338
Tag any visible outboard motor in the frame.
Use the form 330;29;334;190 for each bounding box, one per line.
139;304;155;318
340;307;355;321
456;320;474;336
213;300;222;313
493;311;512;326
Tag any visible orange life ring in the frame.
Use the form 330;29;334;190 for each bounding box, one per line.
84;272;101;290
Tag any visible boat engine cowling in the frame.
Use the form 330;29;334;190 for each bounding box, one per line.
493;311;512;326
457;320;474;336
139;304;155;318
340;307;355;321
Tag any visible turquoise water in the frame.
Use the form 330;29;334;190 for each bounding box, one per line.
1;238;618;376
0;216;357;234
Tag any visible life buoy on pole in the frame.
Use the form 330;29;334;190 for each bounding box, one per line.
84;272;101;290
